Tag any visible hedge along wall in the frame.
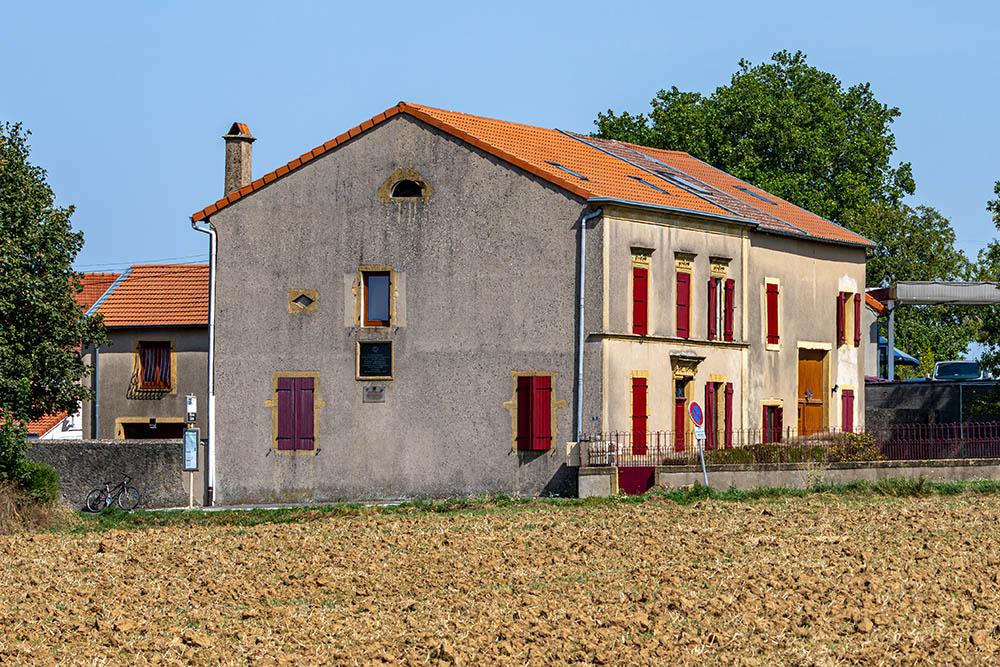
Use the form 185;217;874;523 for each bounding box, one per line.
27;439;199;509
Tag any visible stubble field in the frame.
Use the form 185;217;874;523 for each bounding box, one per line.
2;494;1000;665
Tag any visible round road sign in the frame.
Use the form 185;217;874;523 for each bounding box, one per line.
688;401;704;427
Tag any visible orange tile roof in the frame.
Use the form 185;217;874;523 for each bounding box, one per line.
192;103;873;247
865;292;888;315
74;273;119;310
25;412;69;438
91;264;209;327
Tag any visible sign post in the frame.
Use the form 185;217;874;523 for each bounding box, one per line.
688;401;709;487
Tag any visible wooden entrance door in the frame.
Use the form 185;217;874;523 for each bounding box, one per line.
797;350;825;436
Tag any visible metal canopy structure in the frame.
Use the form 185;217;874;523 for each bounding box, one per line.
869;282;1000;378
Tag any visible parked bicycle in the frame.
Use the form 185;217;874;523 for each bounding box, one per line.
86;473;140;512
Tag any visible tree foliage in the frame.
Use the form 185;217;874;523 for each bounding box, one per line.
0;122;107;479
975;181;1000;374
595;50;975;372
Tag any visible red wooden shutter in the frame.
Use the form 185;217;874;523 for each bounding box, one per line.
531;376;552;451
704;383;715;450
676;272;690;339
674;398;686;452
724;383;734;448
633;267;648;335
276;377;295;450
707;277;717;340
854;293;862;346
515;377;531;450
775;406;783;441
631;377;647;455
724;278;735;342
762;405;770;443
842;389;854;432
837;291;847;346
295;377;315;450
765;283;779;344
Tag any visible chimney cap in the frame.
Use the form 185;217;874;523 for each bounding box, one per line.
223;122;255;141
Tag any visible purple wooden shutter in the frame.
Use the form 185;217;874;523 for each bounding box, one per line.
633;267;648;335
842;389;854;432
276;377;295;450
677;273;690;338
295;377;314;450
516;376;531;450
531;376;552;451
707;277;717;340
724;278;735;342
854;293;862;346
837;291;847;346
704;383;715;450
724;382;733;448
765;284;779;344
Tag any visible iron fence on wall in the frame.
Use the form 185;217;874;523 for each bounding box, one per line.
582;422;1000;467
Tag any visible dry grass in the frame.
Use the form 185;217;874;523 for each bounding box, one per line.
0;483;78;535
2;495;1000;664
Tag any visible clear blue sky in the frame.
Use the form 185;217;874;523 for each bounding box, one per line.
3;0;998;273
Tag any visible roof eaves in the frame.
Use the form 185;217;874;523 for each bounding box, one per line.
754;223;875;249
587;197;759;228
86;267;133;317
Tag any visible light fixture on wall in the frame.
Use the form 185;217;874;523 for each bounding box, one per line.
149;417;157;431
832;384;839;393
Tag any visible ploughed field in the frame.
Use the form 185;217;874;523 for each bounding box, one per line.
2;496;1000;664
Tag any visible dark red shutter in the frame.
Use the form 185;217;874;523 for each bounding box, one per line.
276;378;295;450
633;267;648;335
762;405;770;443
842;389;854;432
295;377;315;450
707;277;717;340
854;293;862;346
775;407;783;441
765;283;779;344
724;383;733;448
704;383;715;450
837;291;847;346
531;376;552;451
674;398;686;452
677;272;690;339
724;278;735;342
516;377;531;450
632;377;647;455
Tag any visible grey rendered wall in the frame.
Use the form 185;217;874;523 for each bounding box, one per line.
28;439;197;508
209;115;597;503
746;234;868;429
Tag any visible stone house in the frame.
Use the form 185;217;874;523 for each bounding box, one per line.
190;103;872;503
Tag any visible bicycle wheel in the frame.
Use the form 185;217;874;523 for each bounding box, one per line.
86;488;108;513
118;485;140;511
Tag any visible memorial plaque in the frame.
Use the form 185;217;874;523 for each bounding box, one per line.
363;385;386;403
358;341;393;378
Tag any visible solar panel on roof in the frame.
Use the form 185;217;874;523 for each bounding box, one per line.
545;161;589;181
654;170;712;195
628;175;669;194
734;185;777;205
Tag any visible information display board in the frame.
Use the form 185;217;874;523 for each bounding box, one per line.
183;428;199;471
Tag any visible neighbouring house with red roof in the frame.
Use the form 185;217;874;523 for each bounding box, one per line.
78;265;208;449
191;103;871;502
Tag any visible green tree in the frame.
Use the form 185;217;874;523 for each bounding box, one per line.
595;50;975;371
975;181;1000;374
0;122;107;481
594;50;915;225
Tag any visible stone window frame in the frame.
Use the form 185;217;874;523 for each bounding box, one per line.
353;266;397;329
131;338;177;396
264;371;325;456
377;167;434;203
503;371;565;454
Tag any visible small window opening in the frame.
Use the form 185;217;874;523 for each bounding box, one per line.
391;180;424;198
292;294;314;309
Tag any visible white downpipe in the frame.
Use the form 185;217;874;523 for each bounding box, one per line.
576;208;603;441
191;217;217;506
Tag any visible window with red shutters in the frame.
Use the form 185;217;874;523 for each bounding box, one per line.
837;291;848;346
763;405;783;443
854;293;862;346
676;272;690;338
707;277;718;340
841;389;855;432
516;376;552;451
633;267;648;335
631;376;648;455
724;278;735;342
276;376;315;451
724;383;734;448
765;283;779;345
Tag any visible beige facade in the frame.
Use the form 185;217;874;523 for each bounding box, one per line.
597;204;867;439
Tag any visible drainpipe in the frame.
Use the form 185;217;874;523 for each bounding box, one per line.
93;346;100;438
191;216;217;506
576;208;603;442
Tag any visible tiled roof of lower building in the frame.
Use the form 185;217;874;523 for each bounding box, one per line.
89;264;209;327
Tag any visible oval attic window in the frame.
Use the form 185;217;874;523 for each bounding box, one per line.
390;180;424;198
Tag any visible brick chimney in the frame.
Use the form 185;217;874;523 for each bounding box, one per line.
223;122;255;195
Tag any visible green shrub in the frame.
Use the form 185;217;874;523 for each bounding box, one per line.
827;433;883;462
17;462;60;506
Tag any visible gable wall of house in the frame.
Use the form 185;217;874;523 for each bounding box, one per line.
209;115;601;503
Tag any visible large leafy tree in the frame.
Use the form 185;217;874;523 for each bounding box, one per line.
975;181;1000;374
595;50;974;372
0;122;107;479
